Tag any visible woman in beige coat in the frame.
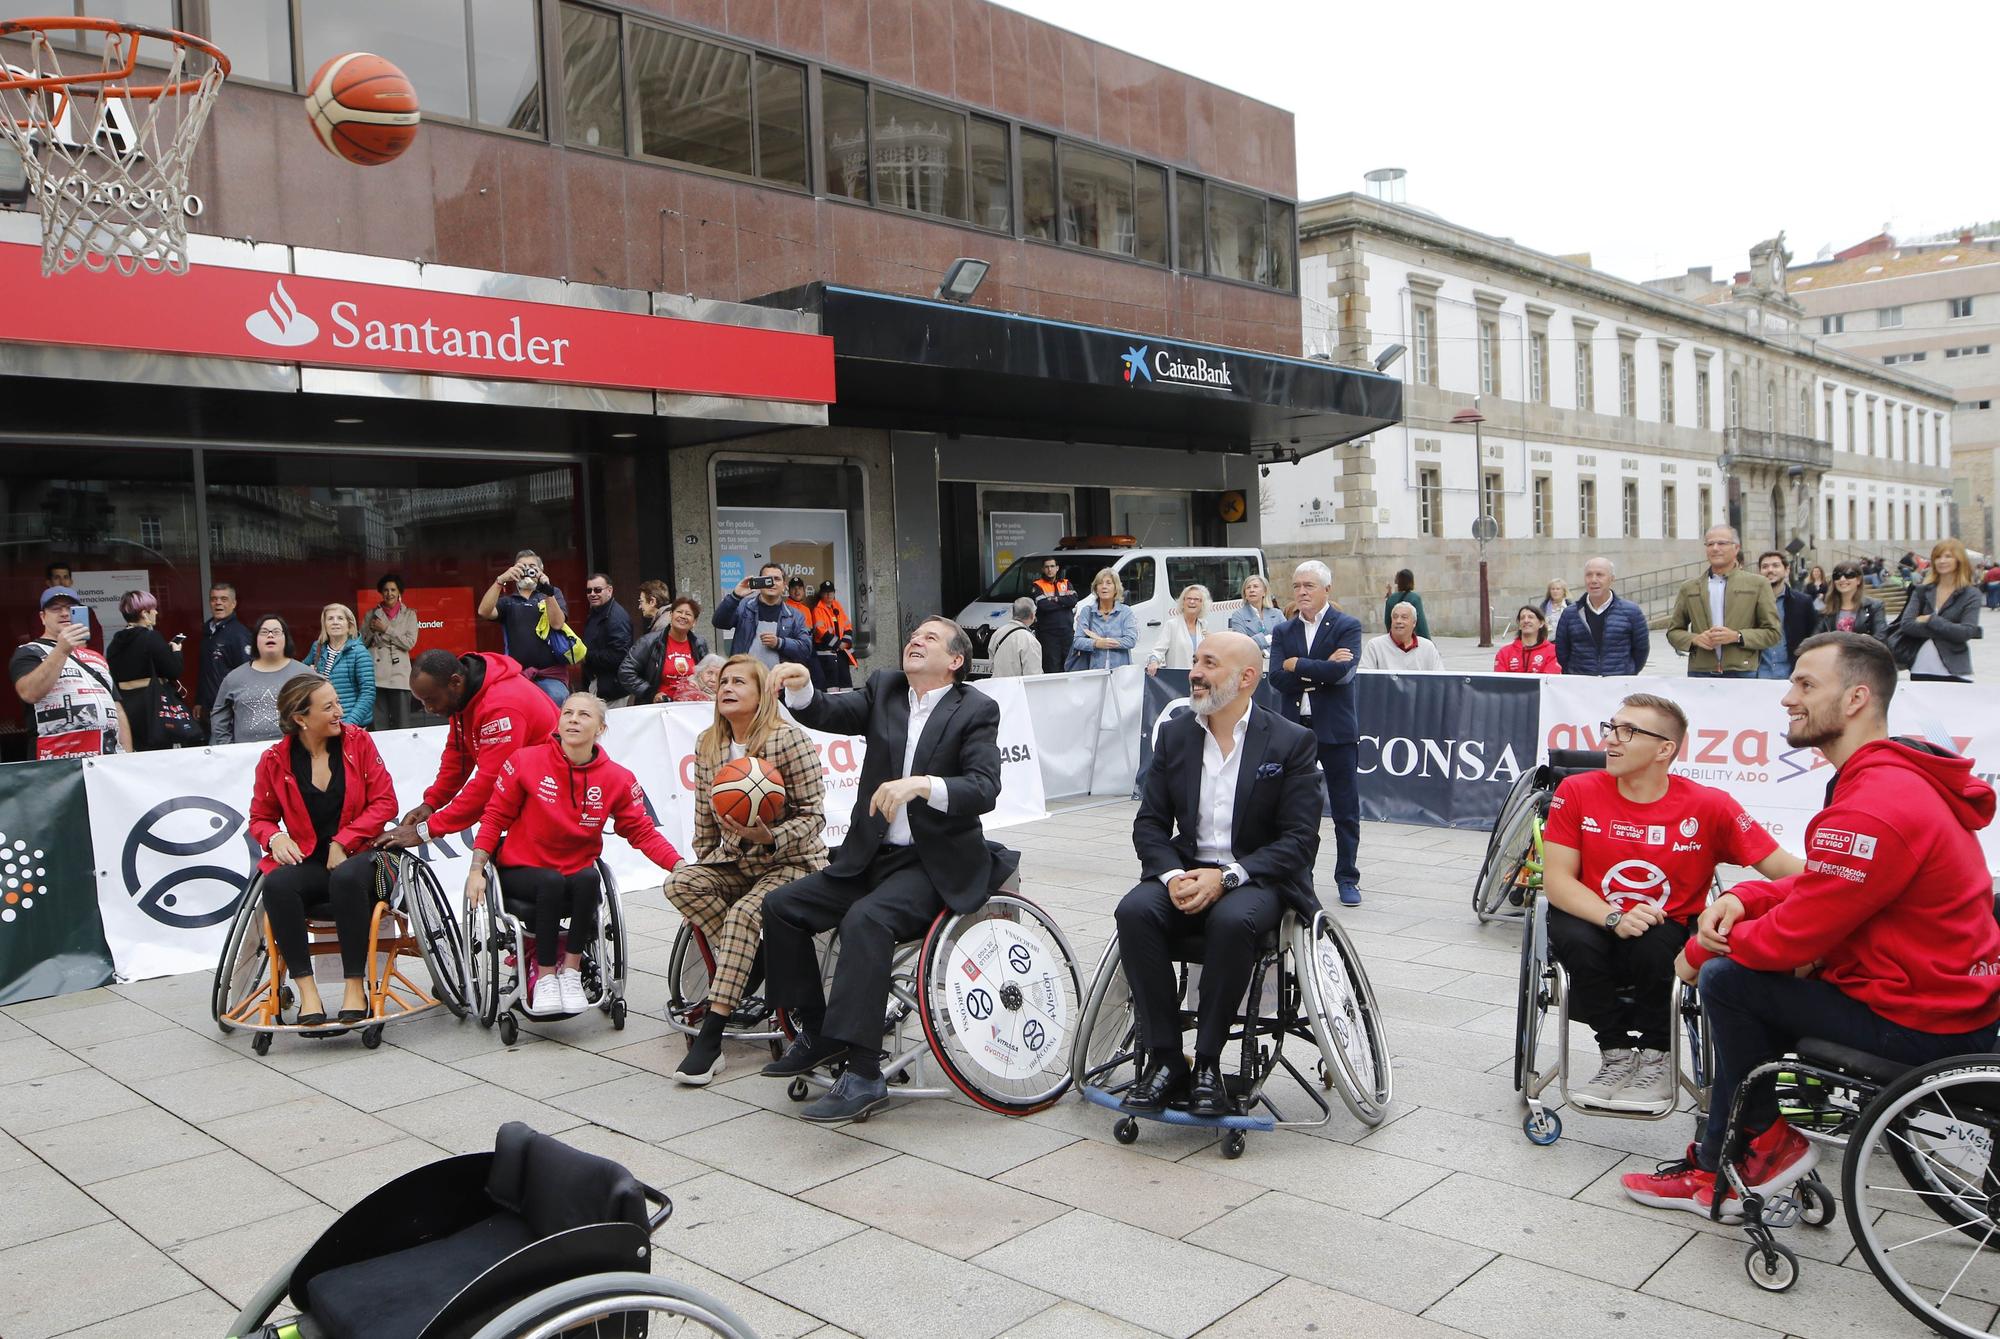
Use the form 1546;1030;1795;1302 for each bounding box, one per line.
362;572;420;729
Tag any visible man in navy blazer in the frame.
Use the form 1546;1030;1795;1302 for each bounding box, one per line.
1119;631;1323;1116
1266;559;1364;906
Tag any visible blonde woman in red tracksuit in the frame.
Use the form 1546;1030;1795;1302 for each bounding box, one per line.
466;692;682;1015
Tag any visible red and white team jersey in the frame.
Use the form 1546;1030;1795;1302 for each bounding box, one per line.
1543;770;1778;921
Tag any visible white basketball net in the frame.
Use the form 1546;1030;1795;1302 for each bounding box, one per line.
0;24;226;275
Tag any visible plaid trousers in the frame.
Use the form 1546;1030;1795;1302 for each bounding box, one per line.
666;860;814;1013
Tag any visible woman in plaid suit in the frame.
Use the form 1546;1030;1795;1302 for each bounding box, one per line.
670;654;828;1085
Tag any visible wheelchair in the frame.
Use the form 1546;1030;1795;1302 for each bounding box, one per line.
466;861;629;1047
223;1121;753;1339
212;852;469;1055
1473;749;1604;923
664;922;789;1059
1068;907;1393;1158
780;889;1084;1118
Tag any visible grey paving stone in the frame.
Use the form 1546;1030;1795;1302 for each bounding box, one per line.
1198;1126;1449;1217
129;1056;316;1125
1410;942;1521;977
822;1092;1082;1178
666;1109;895;1195
167;1201;338;1307
0;1146;112;1251
0;1033;88;1084
1;985;121;1018
1425;1254;1781;1339
47;1287;237;1339
0;1065;148;1134
1573;1156;1864;1266
373;1081;587;1154
649;1248;828;1339
1387;1170;1693;1289
1001;1301;1159;1337
977;1210;1278;1339
1864;1208;2000;1309
287;1134;450;1211
1384;1054;1544;1126
21;997;176;1049
803;1153;1069;1260
0;1221;203;1339
1366;959;1474;993
204;1094;404;1172
450;1031;639;1096
1356;1105;1625;1196
549;1124;711;1192
291;1044;483;1111
384;1010;537;1063
996;1138;1264;1238
755;1228;1055;1339
1191;1275;1478;1338
22;1103;222;1185
1023;1089;1222;1161
547;1070;754;1142
1186;1191;1491;1314
70;1026;238;1084
88;1147;318;1250
658;1169;862;1277
520;1004;682;1052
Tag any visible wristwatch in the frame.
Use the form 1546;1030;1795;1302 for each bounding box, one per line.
1221;869;1242;891
415;820;433;844
1602;909;1623;931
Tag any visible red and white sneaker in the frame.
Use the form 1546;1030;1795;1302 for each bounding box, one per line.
1699;1120;1819;1217
1621;1145;1719;1216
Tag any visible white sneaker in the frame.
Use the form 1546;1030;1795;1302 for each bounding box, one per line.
1572;1048;1639;1104
1620;1049;1677;1109
558;969;588;1014
529;973;564;1015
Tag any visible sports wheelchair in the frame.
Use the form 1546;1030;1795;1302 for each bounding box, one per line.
1068;908;1392;1158
223;1121;753;1339
1473;749;1604;923
664;923;789;1059
212;852;469;1055
466;861;630;1047
780;889;1085;1117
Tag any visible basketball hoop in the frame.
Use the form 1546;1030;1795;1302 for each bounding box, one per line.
0;17;227;276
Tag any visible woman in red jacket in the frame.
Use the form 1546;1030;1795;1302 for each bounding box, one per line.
1493;605;1563;675
467;692;682;1015
247;674;399;1027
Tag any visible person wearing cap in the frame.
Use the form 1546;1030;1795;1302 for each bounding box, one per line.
11;586;131;758
810;579;856;690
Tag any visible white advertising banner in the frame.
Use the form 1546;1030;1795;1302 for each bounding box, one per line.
1538;676;2000;871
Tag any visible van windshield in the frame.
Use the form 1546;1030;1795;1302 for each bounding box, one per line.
979;555;1088;602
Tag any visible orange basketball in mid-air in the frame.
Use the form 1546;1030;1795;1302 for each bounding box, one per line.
711;756;787;828
305;52;421;166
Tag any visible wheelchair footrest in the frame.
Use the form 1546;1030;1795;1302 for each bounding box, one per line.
1566;1091;1676;1118
1082;1085;1276;1132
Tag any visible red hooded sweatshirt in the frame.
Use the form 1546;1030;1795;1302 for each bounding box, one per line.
249;726;399;874
1684;737;2000;1033
422;653;559;838
475;736;682;876
1493;638;1562;675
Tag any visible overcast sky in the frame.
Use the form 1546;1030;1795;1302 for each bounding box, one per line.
995;0;1996;283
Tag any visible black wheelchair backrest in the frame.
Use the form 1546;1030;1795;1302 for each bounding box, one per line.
1546;748;1607;777
487;1120;648;1237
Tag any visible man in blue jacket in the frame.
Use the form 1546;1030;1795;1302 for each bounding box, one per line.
713;562;812;671
1554;556;1650;677
1267;559;1365;906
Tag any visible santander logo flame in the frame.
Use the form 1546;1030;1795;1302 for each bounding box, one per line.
244;280;320;348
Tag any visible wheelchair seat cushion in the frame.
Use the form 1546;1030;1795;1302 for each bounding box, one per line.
307;1210;537;1339
486;1120;647;1238
1794;1037;1913;1087
500;889;540;922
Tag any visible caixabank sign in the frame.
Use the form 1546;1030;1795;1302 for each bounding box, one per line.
0;242;836;403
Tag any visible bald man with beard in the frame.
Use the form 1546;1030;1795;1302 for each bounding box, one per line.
1116;631;1325;1118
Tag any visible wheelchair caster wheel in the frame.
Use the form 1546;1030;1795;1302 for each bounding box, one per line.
1745;1240;1799;1292
498;1013;520;1046
361;1024;384;1050
788;1078;810;1102
1114;1118;1139;1145
1796;1175;1835;1227
610;997;628;1031
280;986;294;1010
252;1031;272;1056
1223;1130;1246;1159
1523;1110;1562;1145
1317;1060;1333;1092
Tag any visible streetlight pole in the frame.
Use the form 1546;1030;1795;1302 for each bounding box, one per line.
1452;406;1494;647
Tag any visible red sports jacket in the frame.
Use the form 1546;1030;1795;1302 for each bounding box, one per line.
421;653;559;837
248;726;399;874
475;736;681;876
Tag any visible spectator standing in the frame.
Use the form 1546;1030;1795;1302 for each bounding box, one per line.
1756;550;1820;682
199;581;253;726
1803;565;1830;609
362;573;419;731
1382;568;1431;639
1553;557;1650;677
44;561;90;645
1227;574;1283;663
106;590;188;752
1268;560;1363;905
1494;605;1563;674
712;563;811;674
810;579;856;690
209;615;311;746
11;586;128;758
580;572;634;704
1360;602;1445;671
1030;556;1081;674
306;603;375;729
987;598;1042;677
1983;559;2000;611
1665;526;1780;678
620;594;710;704
1892;538;1983;683
1145;584;1210;675
1069;568;1138;670
1541;578;1572;626
785;577;813;625
1816;564;1888;641
478;549;576;705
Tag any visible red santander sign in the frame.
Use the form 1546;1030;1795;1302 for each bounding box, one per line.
0;242;834;404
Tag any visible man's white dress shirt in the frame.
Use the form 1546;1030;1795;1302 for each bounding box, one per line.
786;679;950;846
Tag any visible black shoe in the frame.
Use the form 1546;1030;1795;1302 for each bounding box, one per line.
761;1029;844;1077
1121;1055;1191;1113
296;1011;327;1029
1188;1058;1231;1119
336;1008;366;1024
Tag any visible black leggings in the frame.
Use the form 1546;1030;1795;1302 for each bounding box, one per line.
501;864;601;967
262;852;383;981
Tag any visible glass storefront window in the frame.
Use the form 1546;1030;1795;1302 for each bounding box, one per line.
204;0;292;86
1174;174;1205;273
470;0;543;132
871;89;966;221
631;24;753;174
821;74;869;201
1113;491;1191;546
713;458;869;653
1135;163;1167;266
301;0;472;121
968;116;1010;232
976;488;1071;583
1208;183;1270;287
1020;131;1055;241
1059;142;1134;257
754;56;808;188
559;2;624;152
1269;201;1296;292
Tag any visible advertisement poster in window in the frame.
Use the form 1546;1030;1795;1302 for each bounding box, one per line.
352;587;480;658
71;569;150;646
988;512;1065;582
715;507;852;603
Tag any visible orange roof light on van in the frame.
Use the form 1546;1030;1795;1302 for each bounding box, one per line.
1056;535;1138;549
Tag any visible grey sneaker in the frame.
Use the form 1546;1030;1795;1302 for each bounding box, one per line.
1620;1049;1676;1109
1572;1048;1639;1104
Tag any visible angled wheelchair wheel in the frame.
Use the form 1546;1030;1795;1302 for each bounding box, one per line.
664;922;714;1033
398;857;469;1020
1069;940;1139;1094
468;1270;755;1339
465;888;502;1029
1298;910;1392;1126
595;860;629;1005
1474;781;1541;922
918;894;1082;1115
212;873;270;1034
1513;897;1553;1094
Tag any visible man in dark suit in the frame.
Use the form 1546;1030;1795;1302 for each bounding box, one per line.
1118;631;1323;1116
760;616;1015;1121
1266;559;1365;906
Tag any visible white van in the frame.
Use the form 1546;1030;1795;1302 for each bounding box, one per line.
958;543;1267;675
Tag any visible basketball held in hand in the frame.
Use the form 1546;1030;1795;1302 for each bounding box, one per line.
305;52;422;165
712;756;786;828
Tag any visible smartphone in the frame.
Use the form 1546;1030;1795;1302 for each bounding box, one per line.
750;576;776;589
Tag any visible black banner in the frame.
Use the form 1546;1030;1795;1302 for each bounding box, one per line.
0;759;113;1004
1134;669;1285;799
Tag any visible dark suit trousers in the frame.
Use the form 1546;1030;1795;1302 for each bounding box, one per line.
762;845;944;1051
1115;879;1287;1058
1317;742;1360;886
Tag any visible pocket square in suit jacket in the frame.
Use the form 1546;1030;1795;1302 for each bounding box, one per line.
1256;762;1283;779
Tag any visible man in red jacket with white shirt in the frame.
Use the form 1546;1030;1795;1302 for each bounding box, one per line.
1623;631;2000;1217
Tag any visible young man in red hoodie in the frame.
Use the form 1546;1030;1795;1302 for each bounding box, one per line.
1623;631;2000;1217
374;648;559;852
